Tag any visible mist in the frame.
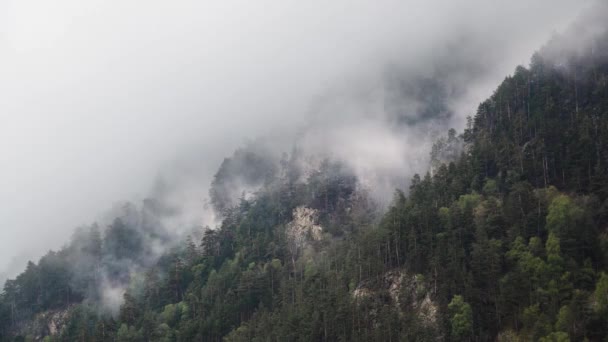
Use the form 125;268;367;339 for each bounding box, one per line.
0;0;595;281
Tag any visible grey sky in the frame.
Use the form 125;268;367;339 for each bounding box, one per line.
0;0;594;279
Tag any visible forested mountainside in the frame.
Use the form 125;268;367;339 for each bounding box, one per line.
3;28;608;342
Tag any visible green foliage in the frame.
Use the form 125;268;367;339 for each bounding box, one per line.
539;331;570;342
595;272;608;314
482;179;498;195
449;295;473;341
458;193;482;212
546;195;584;236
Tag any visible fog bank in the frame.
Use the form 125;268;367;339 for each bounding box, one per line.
0;0;593;280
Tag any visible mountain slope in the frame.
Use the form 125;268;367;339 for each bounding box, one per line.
3;26;608;342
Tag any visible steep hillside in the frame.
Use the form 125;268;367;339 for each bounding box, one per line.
3;26;608;342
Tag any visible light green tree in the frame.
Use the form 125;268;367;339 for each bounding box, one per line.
448;295;473;341
594;272;608;314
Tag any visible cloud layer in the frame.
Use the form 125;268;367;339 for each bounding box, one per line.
0;0;594;279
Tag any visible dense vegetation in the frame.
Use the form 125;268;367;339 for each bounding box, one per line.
2;28;608;341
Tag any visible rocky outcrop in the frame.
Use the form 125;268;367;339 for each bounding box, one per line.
14;305;74;341
286;207;323;257
353;270;438;328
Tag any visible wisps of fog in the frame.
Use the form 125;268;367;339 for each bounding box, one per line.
0;0;596;282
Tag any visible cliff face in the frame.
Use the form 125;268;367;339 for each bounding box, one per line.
12;305;75;341
353;270;439;335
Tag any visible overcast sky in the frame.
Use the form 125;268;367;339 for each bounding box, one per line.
0;0;594;279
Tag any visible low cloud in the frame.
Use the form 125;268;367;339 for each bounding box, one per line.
0;0;595;280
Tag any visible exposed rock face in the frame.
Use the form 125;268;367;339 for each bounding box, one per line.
285;206;324;274
352;287;373;299
43;308;72;336
400;273;438;326
417;294;438;325
352;270;438;328
15;305;74;341
286;207;323;253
